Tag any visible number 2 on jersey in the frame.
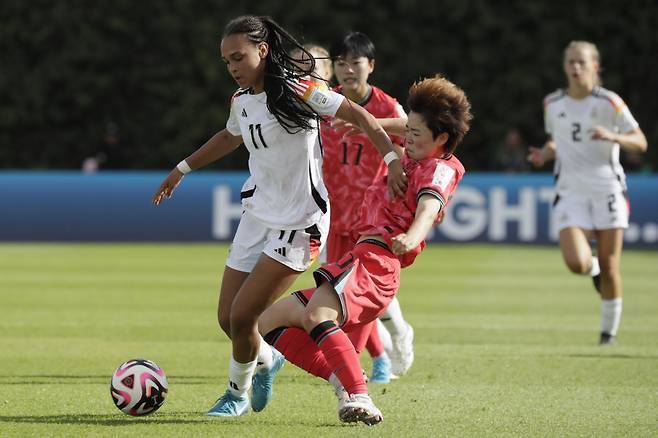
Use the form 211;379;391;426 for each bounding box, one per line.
571;123;582;142
607;194;617;213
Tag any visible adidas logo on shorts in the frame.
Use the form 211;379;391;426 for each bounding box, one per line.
274;247;287;257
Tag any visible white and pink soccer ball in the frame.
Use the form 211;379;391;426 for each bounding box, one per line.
110;359;168;416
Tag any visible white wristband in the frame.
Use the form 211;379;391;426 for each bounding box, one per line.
176;160;192;174
383;151;399;166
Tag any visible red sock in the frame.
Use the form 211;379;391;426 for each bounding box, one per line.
265;327;332;380
346;322;370;355
311;321;368;395
365;320;385;357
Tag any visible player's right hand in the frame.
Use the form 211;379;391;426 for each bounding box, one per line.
526;146;544;167
387;159;407;198
391;232;417;255
152;168;184;205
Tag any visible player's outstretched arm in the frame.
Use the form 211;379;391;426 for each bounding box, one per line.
390;194;442;255
153;129;243;205
527;139;556;168
375;118;407;137
590;126;647;153
334;99;408;197
330;117;407;139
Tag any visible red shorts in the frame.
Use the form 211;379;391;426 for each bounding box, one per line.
294;239;400;330
325;230;356;264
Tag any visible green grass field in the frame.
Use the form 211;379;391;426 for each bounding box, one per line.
0;243;656;437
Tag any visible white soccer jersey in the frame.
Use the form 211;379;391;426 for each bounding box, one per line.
226;78;345;230
544;87;639;196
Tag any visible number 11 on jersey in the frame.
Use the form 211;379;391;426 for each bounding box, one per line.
249;124;269;149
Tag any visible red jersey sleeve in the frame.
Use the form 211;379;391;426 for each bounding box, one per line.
413;156;465;221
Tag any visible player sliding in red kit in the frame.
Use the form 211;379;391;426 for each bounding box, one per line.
257;75;473;425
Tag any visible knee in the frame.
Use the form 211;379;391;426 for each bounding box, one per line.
565;257;590;275
218;312;231;337
217;302;232;336
301;309;333;334
598;256;619;280
229;306;258;338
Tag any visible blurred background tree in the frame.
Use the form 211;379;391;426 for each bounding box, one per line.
1;0;656;171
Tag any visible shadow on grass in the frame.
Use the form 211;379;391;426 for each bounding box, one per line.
0;374;316;385
0;414;205;426
0;414;345;428
0;375;218;379
0;375;221;385
565;353;658;360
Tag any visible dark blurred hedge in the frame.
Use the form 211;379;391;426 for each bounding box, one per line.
1;0;656;171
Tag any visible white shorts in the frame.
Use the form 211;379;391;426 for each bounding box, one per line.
226;211;329;273
554;191;629;231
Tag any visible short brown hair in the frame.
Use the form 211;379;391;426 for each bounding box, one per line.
407;75;472;156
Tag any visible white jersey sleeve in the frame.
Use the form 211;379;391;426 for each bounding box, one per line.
286;78;344;116
226;96;241;136
544;109;553;135
543;89;565;135
613;97;639;134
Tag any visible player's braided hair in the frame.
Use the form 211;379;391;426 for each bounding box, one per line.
223;15;321;133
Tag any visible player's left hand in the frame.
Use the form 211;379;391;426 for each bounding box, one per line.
391;233;417;255
387;159;407;198
590;125;618;142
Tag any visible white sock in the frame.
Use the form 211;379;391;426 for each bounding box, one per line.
228;355;257;397
380;296;407;336
600;298;622;336
256;335;273;371
329;373;344;392
377;319;393;353
589;256;600;277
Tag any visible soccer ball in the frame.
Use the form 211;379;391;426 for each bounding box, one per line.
110;359;168;416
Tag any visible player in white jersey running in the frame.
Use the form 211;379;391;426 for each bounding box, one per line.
152;15;407;417
528;41;647;345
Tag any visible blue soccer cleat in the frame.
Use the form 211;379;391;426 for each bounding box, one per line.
251;348;285;412
369;355;391;384
206;390;250;417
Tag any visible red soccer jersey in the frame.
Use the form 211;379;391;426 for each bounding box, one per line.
355;153;465;268
321;85;405;236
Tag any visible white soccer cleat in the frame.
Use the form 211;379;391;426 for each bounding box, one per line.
338;394;383;425
388;323;414;376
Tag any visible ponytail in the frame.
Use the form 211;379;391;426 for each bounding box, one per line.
223;15;322;133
